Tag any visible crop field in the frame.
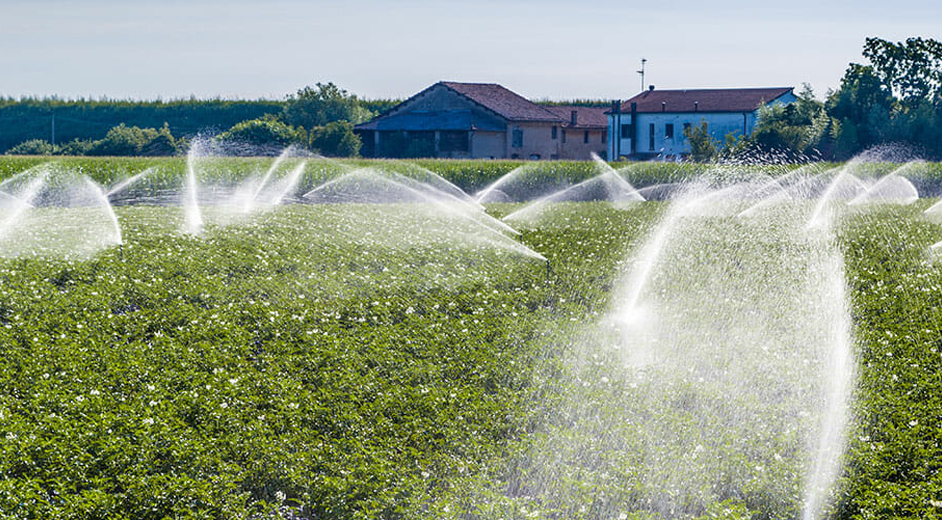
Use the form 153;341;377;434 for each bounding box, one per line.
1;157;942;519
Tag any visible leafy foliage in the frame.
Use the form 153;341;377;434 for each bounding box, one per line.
835;202;942;519
5;139;56;156
0;158;942;518
0;98;283;153
283;83;373;131
732;85;838;160
310;121;361;157
88;123;178;156
215;116;307;154
683;121;718;162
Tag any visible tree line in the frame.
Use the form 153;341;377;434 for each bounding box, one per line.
2;87;397;157
685;37;942;162
5;37;942;160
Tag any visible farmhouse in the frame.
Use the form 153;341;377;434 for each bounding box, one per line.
607;86;797;160
355;81;607;160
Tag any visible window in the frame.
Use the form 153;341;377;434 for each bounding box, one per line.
529;153;541;160
512;127;523;148
583;131;589;143
683;122;691;137
601;130;607;143
649;123;655;150
620;124;631;139
562;130;567;143
551;126;558;139
665;123;674;139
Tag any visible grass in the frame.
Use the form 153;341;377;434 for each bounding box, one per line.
2;156;942;519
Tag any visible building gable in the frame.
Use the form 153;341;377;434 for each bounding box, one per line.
440;82;562;122
355;83;507;132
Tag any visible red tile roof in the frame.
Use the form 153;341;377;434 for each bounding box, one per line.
544;105;608;129
611;87;793;114
440;81;562;122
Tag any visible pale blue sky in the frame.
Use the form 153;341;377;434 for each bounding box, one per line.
2;0;940;101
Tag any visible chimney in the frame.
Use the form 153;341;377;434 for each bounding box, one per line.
570;110;578;125
648;85;655;91
661;101;666;112
694;101;699;111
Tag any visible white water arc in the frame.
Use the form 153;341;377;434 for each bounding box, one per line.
802;251;855;520
0;172;48;242
848;167;919;206
591;179;854;517
394;161;484;210
502;170;645;223
807;167;867;230
85;176;123;245
106;167;156;198
303;169;544;261
475;164;529;203
182;142;204;235
737;165;833;218
263;160;307;206
252;148;294;202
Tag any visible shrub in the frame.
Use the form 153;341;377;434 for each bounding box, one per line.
5;139;55;155
684;121;718;162
283;82;373;130
87;123;179;156
57;139;96;156
310;121;361;157
216;115;306;154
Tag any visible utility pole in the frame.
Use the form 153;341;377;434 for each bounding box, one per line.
637;58;647;93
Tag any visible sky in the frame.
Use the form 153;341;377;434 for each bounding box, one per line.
2;0;941;102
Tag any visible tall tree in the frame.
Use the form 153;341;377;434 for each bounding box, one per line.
283;82;373;130
861;37;942;105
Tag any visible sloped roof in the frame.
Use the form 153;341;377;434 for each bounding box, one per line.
610;87;794;114
440;82;562;122
544;105;609;129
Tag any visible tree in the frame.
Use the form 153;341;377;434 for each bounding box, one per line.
731;85;837;160
5;139;55;155
283;82;373;130
140;123;177;156
58;139;96;156
88;124;148;156
310;121;361;157
684;121;717;162
862;37;942;105
216;115;306;154
826;37;942;158
86;123;179;156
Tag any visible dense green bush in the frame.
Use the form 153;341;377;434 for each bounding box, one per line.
5;139;56;155
5;125;179;157
215;116;307;154
283;83;374;130
87;123;178;156
310;121;361;157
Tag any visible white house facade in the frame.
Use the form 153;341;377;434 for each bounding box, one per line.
607;87;797;160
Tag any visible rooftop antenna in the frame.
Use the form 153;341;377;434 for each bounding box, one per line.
637;58;647;93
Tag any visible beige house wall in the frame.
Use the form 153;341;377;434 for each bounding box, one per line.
506;122;561;160
470;131;505;159
560;128;607;160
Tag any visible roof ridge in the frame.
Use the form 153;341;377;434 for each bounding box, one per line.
439;81;564;122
